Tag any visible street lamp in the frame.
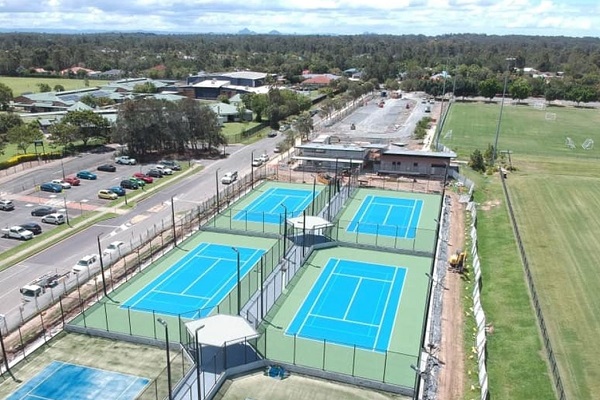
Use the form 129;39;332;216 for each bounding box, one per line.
492;57;516;165
97;233;108;297
231;247;241;315
170;196;176;247
215;167;220;214
157;318;173;400
63;193;71;227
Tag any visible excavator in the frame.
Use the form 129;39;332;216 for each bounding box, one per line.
449;250;467;273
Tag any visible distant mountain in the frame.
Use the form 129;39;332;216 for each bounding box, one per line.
237;28;256;35
268;30;282;35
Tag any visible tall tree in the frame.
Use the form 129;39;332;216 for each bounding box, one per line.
62;110;110;146
7;122;43;154
294;112;314;142
478;78;502;101
0;83;13;111
509;78;532;103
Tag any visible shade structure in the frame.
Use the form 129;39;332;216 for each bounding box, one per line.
286;216;333;231
185;314;258;347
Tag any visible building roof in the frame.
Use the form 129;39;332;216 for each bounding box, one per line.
301;75;336;85
221;71;267;80
297;143;367;152
223;84;271;94
185;315;258;347
193;79;230;88
208;102;238;115
382;148;457;158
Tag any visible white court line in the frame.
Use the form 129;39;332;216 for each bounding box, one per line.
311;313;379;328
334;272;393;283
347;195;376;231
22;361;66;400
373;267;398;348
181;258;221;294
405;199;421;238
152;290;211;300
296;259;341;331
115;379;141;400
343;277;362;320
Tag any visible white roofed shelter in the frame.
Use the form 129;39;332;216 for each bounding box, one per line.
185;314;258;348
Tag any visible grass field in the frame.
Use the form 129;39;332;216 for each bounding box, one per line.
0;76;111;96
443;102;600;399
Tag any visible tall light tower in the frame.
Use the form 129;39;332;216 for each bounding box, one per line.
492;57;516;165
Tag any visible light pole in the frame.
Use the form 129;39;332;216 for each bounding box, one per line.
63;193;71;227
60;158;66;180
0;325;16;381
194;324;206;399
231;247;241;315
251;150;255;189
215;168;220;214
157;318;173;400
311;175;316;215
280;204;288;255
492;57;516;165
170;196;176;246
97;233;108;297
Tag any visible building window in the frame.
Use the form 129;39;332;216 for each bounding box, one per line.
413;162;418;167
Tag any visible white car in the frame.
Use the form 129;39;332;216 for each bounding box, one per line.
41;213;66;225
51;179;71;189
221;171;238;185
73;254;99;274
115;156;137;165
155;165;173;175
259;153;270;162
103;241;125;258
252;158;263;167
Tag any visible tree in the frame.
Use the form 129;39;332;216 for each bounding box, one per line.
62;110;110;147
294;112;314;142
7;122;43;154
133;82;157;93
53;84;65;92
383;78;399;91
0;113;22;135
566;85;598;106
48;121;78;147
478;78;502;101
0;83;13;111
509;77;532;103
469;149;485;172
37;83;51;93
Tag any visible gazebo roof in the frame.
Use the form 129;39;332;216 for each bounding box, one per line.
286;216;333;231
185;314;258;347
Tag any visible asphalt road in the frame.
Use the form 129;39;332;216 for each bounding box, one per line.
0;136;280;317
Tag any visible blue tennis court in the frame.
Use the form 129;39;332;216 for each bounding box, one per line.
233;187;318;224
286;258;406;352
7;361;149;400
347;195;423;238
122;243;264;318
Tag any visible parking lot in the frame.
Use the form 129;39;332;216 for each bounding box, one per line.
0;157;181;252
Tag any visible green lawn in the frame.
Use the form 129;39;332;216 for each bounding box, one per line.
1;76;111;96
442;102;600;399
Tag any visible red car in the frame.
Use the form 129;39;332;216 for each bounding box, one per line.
63;176;81;186
133;172;154;184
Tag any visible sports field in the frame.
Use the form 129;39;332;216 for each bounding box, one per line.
69;231;278;342
259;246;432;390
0;76;111;96
335;188;440;252
442;102;600;399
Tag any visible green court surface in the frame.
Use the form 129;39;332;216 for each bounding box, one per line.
333;188;441;253
257;246;432;389
69;231;279;342
210;181;328;235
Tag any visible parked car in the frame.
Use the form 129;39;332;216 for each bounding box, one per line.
103;241;125;258
158;160;182;171
147;169;163;178
19;222;42;235
252;158;263;167
41;213;66;225
63;176;81;186
133;172;154;183
267;130;278;138
129;177;146;187
51;179;71;189
31;206;57;216
2;226;34;240
40;182;63;193
120;180;139;190
108;186;126;196
98;189;118;200
115;156;136;165
76;170;97;180
259;153;270;162
221;171;238;185
72;254;99;274
273;146;281;153
97;164;117;172
0;200;14;211
155;165;173;175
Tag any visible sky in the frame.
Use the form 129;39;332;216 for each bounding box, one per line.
0;0;599;37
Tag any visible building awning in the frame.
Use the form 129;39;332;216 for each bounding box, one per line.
292;156;364;164
286;216;333;231
185;315;258;347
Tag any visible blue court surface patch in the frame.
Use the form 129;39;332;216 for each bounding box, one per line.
7;361;149;400
121;243;265;318
233;187;317;224
347;195;423;238
286;258;406;352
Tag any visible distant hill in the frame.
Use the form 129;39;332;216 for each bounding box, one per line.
237;28;255;35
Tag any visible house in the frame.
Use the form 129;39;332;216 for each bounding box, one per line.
60;66;98;76
300;74;340;89
376;148;456;178
293;143;368;171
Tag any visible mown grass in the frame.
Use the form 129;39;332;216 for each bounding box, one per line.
0;76;111;96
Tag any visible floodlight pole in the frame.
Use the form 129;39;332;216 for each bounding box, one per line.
251;150;255;189
157;318;173;400
171;196;176;246
311;175;316;215
0;325;16;381
281;205;288;255
231;247;241;315
195;324;205;399
97;233;108;297
493;57;516;165
215;168;220;214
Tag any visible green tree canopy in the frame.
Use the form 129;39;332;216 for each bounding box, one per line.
478;78;502;100
62;110;110;146
7;122;43;154
0;83;13;110
509;77;532;102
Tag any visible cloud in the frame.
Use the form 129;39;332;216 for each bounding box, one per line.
0;0;598;36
